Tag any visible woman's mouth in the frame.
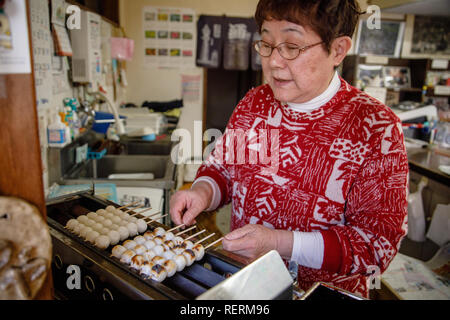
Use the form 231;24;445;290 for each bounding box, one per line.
272;77;292;87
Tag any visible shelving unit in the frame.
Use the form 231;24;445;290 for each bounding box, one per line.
341;55;450;107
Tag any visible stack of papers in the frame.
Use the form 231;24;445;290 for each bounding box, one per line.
382;249;450;300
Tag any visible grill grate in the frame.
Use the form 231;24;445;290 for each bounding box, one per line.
46;193;241;299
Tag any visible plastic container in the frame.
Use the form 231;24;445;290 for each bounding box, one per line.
87;147;107;160
48;115;70;148
92;111;126;135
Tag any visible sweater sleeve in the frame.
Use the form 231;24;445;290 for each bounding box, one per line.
320;120;409;276
191;176;222;211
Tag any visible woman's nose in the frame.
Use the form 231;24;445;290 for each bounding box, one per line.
268;47;286;69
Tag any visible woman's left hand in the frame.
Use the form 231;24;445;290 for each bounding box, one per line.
222;224;293;261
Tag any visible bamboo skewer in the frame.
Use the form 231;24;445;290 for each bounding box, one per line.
175;225;197;236
145;211;162;218
142;212;163;221
146;214;168;225
117;201;141;210
130;207;153;216
124;203;144;213
185;229;206;240
205;237;223;250
195;233;215;245
167;224;186;233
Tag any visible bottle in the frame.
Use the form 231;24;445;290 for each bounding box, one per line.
63;98;82;139
47;115;69;148
421;85;428;104
70;103;81;137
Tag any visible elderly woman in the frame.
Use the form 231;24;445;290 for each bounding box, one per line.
170;0;408;298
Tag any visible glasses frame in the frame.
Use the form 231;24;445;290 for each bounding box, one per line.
253;40;325;60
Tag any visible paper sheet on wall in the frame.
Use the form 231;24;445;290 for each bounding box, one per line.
0;0;32;74
29;0;53;109
50;0;72;56
143;6;196;68
181;74;201;103
52;24;73;56
51;0;66;26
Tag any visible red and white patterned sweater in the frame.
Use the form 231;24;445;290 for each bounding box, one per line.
195;78;409;298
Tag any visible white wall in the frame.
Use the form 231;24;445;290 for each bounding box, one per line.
119;0;260;104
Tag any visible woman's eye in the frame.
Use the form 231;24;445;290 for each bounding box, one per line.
286;45;299;51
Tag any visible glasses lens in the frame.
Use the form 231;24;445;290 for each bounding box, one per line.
255;41;272;57
279;43;300;60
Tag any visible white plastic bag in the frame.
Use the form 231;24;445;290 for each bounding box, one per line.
407;177;428;242
426;204;450;247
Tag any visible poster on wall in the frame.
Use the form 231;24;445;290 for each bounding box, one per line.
143;6;196;68
30;0;53;109
196;15;224;68
223;17;256;70
0;0;32;74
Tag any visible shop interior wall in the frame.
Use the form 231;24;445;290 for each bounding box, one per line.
119;0;260;163
119;0;369;163
35;14;126;195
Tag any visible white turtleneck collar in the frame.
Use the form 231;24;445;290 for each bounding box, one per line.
287;71;341;113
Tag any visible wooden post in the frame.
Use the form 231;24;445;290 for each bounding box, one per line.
0;0;53;300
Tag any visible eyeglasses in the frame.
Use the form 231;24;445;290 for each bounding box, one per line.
254;40;324;60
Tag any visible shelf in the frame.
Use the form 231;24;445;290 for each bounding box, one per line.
387;87;422;92
426;87;450;97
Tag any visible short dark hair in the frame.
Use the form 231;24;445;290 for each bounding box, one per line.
255;0;363;53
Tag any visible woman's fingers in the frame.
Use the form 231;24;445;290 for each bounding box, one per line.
169;192;189;225
170;190;204;226
170;181;214;226
181;206;198;226
223;225;255;251
222;225;279;259
224;225;253;240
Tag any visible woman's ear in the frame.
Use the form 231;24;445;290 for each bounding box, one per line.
331;36;353;67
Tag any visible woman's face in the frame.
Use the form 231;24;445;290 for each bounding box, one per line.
260;19;338;104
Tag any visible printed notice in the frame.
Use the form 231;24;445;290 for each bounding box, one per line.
30;0;53;109
181;74;201;103
0;0;32;74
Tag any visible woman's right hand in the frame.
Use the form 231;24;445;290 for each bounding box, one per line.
169;181;213;226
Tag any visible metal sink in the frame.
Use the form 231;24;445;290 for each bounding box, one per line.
63;155;176;190
121;140;173;155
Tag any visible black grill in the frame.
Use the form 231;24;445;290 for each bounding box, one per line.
47;193;242;300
